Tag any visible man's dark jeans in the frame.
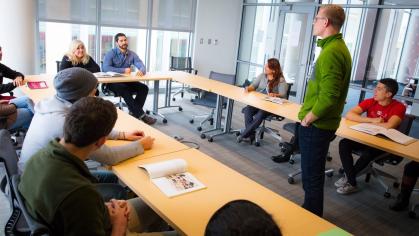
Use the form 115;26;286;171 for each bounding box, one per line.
299;125;335;217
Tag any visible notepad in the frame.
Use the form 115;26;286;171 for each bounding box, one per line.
263;96;285;104
139;159;206;197
94;72;126;78
27;81;48;89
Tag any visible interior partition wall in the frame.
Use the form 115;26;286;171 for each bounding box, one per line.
36;0;196;76
237;0;419;137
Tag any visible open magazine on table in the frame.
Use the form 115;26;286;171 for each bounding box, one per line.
27;81;48;89
139;159;206;197
350;123;416;145
94;72;126;78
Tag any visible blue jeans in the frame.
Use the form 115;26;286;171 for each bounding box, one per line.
8;96;34;131
298;125;335;217
91;170;127;201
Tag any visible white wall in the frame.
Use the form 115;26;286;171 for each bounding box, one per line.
0;0;36;74
193;0;242;78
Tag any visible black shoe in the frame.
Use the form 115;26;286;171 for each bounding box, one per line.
141;115;157;125
271;153;291;163
389;193;409;211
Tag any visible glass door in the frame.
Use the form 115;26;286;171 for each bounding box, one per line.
275;6;315;103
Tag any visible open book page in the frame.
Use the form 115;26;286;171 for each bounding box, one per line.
139;159;206;197
263;96;285;104
350;123;416;145
94;72;126;78
140;159;187;179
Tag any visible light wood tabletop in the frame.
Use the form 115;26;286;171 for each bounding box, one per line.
96;71;172;83
112;148;346;236
169;71;419;162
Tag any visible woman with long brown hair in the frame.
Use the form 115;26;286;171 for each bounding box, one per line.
237;58;288;143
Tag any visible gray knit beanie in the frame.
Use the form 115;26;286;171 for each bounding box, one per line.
54;67;98;102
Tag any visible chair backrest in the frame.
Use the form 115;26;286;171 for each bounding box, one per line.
397;114;415;135
209;71;236;85
285;83;293;100
55;61;61;72
170;56;193;73
0;130;19;196
11;175;51;236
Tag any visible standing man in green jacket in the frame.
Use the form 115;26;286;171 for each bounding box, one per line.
298;4;352;216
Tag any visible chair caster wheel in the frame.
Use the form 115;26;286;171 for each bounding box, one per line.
289;159;295;165
197;127;202;131
178;107;183;111
172;98;176;101
338;168;344;174
146;110;150;115
409;211;416;219
326;156;332;161
235;132;240;137
288;177;295;184
162;119;168;124
255;142;260;147
208;137;213;142
393;182;400;188
384;192;391;198
200;134;206;139
189;119;194;124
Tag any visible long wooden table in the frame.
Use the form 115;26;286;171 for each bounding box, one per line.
169;71;419;162
21;73;348;235
113;148;346;236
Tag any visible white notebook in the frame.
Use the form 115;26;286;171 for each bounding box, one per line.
139;159;206;197
94;72;126;78
350;123;416;145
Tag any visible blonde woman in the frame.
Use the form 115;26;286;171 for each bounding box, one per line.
59;39;100;73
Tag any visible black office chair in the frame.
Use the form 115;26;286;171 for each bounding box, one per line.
189;71;236;136
409;189;419;218
169;56;200;101
340;114;416;198
252;83;293;146
0;129;30;235
11;175;51;236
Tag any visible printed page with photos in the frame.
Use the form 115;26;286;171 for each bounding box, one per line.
139;159;206;197
94;72;126;78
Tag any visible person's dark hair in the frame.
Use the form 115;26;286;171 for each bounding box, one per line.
267;58;284;93
205;200;281;236
63;97;117;147
321;4;346;31
379;78;399;98
114;33;127;42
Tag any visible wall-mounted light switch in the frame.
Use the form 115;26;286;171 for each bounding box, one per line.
214;39;218;45
208;39;212;44
200;38;204;44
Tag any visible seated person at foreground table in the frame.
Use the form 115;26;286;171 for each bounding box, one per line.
237;58;288;144
103;33;156;125
19;97;169;236
59;39;101;73
0;45;25;99
390;161;419;211
19;68;154;182
205;200;281;236
335;78;406;195
0;96;34;131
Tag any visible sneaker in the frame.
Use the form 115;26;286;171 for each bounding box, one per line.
337;182;359;195
334;176;348;188
141;115;157;125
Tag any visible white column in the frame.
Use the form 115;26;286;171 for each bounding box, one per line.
0;0;36;74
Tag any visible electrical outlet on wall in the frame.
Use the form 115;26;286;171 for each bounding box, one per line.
214;39;218;45
200;38;204;44
208;39;211;45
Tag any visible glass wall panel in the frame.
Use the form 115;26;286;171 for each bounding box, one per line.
101;0;148;28
238;6;280;64
38;0;97;23
152;0;195;31
100;27;147;65
343;88;362;115
149;31;191;72
38;22;96;74
236;62;264;86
